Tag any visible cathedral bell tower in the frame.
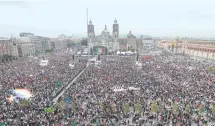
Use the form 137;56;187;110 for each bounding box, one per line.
88;19;95;38
112;18;119;38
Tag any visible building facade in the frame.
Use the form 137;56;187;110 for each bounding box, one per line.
158;38;215;60
0;38;19;57
87;19;120;54
183;40;215;60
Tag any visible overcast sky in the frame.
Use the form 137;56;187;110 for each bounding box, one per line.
0;0;215;38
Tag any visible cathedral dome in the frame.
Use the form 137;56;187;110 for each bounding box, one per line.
102;25;110;37
102;25;109;33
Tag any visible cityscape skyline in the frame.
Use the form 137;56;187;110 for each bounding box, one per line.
1;0;215;38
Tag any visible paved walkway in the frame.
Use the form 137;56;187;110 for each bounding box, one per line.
52;63;89;103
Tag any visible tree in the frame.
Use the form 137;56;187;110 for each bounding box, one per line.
0;54;16;62
45;49;53;53
81;39;88;46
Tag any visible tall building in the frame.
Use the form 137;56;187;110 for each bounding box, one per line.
88;20;95;39
112;19;119;38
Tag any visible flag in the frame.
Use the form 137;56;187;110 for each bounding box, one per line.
55;81;62;87
96;119;100;126
185;104;191;114
151;101;158;113
0;123;5;126
44;76;49;81
64;96;71;104
198;103;204;114
208;66;214;72
99;102;104;110
44;107;55;113
123;103;130;114
72;120;78;126
172;103;179;115
111;103;117;113
56;100;65;110
134;103;141;115
53;88;56;97
212;104;215;113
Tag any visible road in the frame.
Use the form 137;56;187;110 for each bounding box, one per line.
52;63;89;103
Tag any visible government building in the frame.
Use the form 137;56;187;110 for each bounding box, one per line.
158;38;215;60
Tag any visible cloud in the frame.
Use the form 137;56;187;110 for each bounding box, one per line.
171;9;214;20
0;0;30;7
187;10;214;19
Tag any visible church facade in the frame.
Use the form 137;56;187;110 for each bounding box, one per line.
87;19;142;54
87;19;119;54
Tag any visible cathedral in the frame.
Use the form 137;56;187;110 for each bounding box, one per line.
87;19;142;54
87;19;120;54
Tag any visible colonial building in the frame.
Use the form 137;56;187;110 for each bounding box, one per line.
87;19;120;54
158;38;215;60
0;37;19;57
183;40;215;60
140;36;157;53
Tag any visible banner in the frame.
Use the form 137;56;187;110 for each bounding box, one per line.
96;48;104;54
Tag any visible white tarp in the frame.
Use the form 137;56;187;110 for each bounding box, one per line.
116;51;121;55
126;51;133;55
135;61;142;67
69;64;74;69
121;52;126;55
89;57;97;62
40;60;48;66
128;86;140;91
113;88;127;92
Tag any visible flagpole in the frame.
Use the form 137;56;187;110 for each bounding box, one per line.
87;8;88;37
86;8;89;61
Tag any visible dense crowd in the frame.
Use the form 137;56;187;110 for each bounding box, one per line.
1;51;215;126
59;54;215;126
0;50;87;125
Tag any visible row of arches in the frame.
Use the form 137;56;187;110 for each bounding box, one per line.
187;47;215;53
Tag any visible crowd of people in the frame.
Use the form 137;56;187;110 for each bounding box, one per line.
1;50;215;126
0;50;87;125
58;53;215;126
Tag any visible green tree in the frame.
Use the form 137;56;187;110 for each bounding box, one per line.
81;39;88;46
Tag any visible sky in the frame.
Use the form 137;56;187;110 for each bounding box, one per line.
0;0;215;38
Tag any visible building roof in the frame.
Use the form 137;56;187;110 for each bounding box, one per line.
19;32;34;35
0;37;10;41
127;31;136;38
